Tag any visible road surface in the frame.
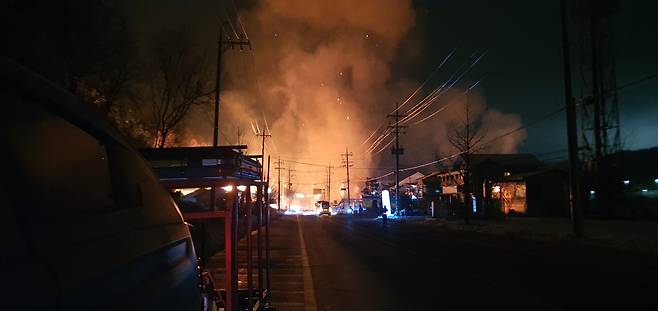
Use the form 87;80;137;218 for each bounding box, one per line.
269;215;658;311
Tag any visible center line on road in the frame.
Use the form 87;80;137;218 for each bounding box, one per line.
296;215;318;311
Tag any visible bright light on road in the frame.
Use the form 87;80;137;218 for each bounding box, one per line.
382;190;391;216
222;185;233;192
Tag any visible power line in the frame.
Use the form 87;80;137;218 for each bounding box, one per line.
293;169;326;173
401;50;487;125
367;105;568;180
366;51;487;154
225;0;248;39
615;72;658;93
411;78;483;126
272;104;566;181
361;48;458;148
212;21;251;147
218;1;240;38
389;101;407;210
474;105;565;153
280;158;333;167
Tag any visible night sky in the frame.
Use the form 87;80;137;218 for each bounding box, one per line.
121;0;657;158
408;0;658;154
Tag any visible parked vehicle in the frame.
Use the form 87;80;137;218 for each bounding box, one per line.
1;57;200;310
317;200;331;216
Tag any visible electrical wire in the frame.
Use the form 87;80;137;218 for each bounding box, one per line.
365;51;487;154
361;48;458;149
366;105;568;180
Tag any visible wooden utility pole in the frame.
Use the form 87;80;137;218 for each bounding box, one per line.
560;0;584;237
388;102;407;214
210;23;251;211
341;148;354;209
274;158;284;211
327;165;333;202
257;130;271;180
213;22;251;146
287;167;295;209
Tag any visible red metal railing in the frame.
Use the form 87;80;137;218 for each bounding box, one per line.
141;146;272;311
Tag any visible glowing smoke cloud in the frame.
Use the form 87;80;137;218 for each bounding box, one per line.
186;0;526;197
215;0;417;197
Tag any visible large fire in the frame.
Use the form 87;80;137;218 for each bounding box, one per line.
182;0;526;200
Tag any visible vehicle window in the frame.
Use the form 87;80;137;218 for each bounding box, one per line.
5;97;113;217
106;142;160;208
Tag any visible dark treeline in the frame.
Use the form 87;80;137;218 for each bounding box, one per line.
1;0;213;147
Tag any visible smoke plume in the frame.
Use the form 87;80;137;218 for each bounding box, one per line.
184;0;526;198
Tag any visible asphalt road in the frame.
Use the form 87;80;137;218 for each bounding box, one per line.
274;215;658;311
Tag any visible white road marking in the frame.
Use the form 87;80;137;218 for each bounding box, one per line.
296;215;318;311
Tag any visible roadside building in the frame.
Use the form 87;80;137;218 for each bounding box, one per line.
422;170;463;218
399;172;425;198
422;154;569;218
397;172;425;214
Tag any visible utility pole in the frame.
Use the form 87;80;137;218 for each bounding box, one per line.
287;167;295;210
274;158;284;211
327;165;333;202
561;0;584;237
257;130;271;180
341;148;354;209
213;22;251;146
388;102;407;214
210;22;251;211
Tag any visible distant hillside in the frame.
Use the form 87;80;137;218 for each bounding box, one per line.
611;147;658;179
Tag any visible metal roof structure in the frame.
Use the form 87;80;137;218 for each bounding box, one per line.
141;145;262;188
141;146;272;310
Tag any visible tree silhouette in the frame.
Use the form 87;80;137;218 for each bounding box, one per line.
145;27;213;148
447;92;486;224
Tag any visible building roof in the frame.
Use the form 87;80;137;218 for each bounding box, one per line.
399;172;425;186
422;154;541;181
468;154;541;169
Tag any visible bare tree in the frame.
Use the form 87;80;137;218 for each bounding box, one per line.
86;34;139;118
447;92;486;224
146;27;213;148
